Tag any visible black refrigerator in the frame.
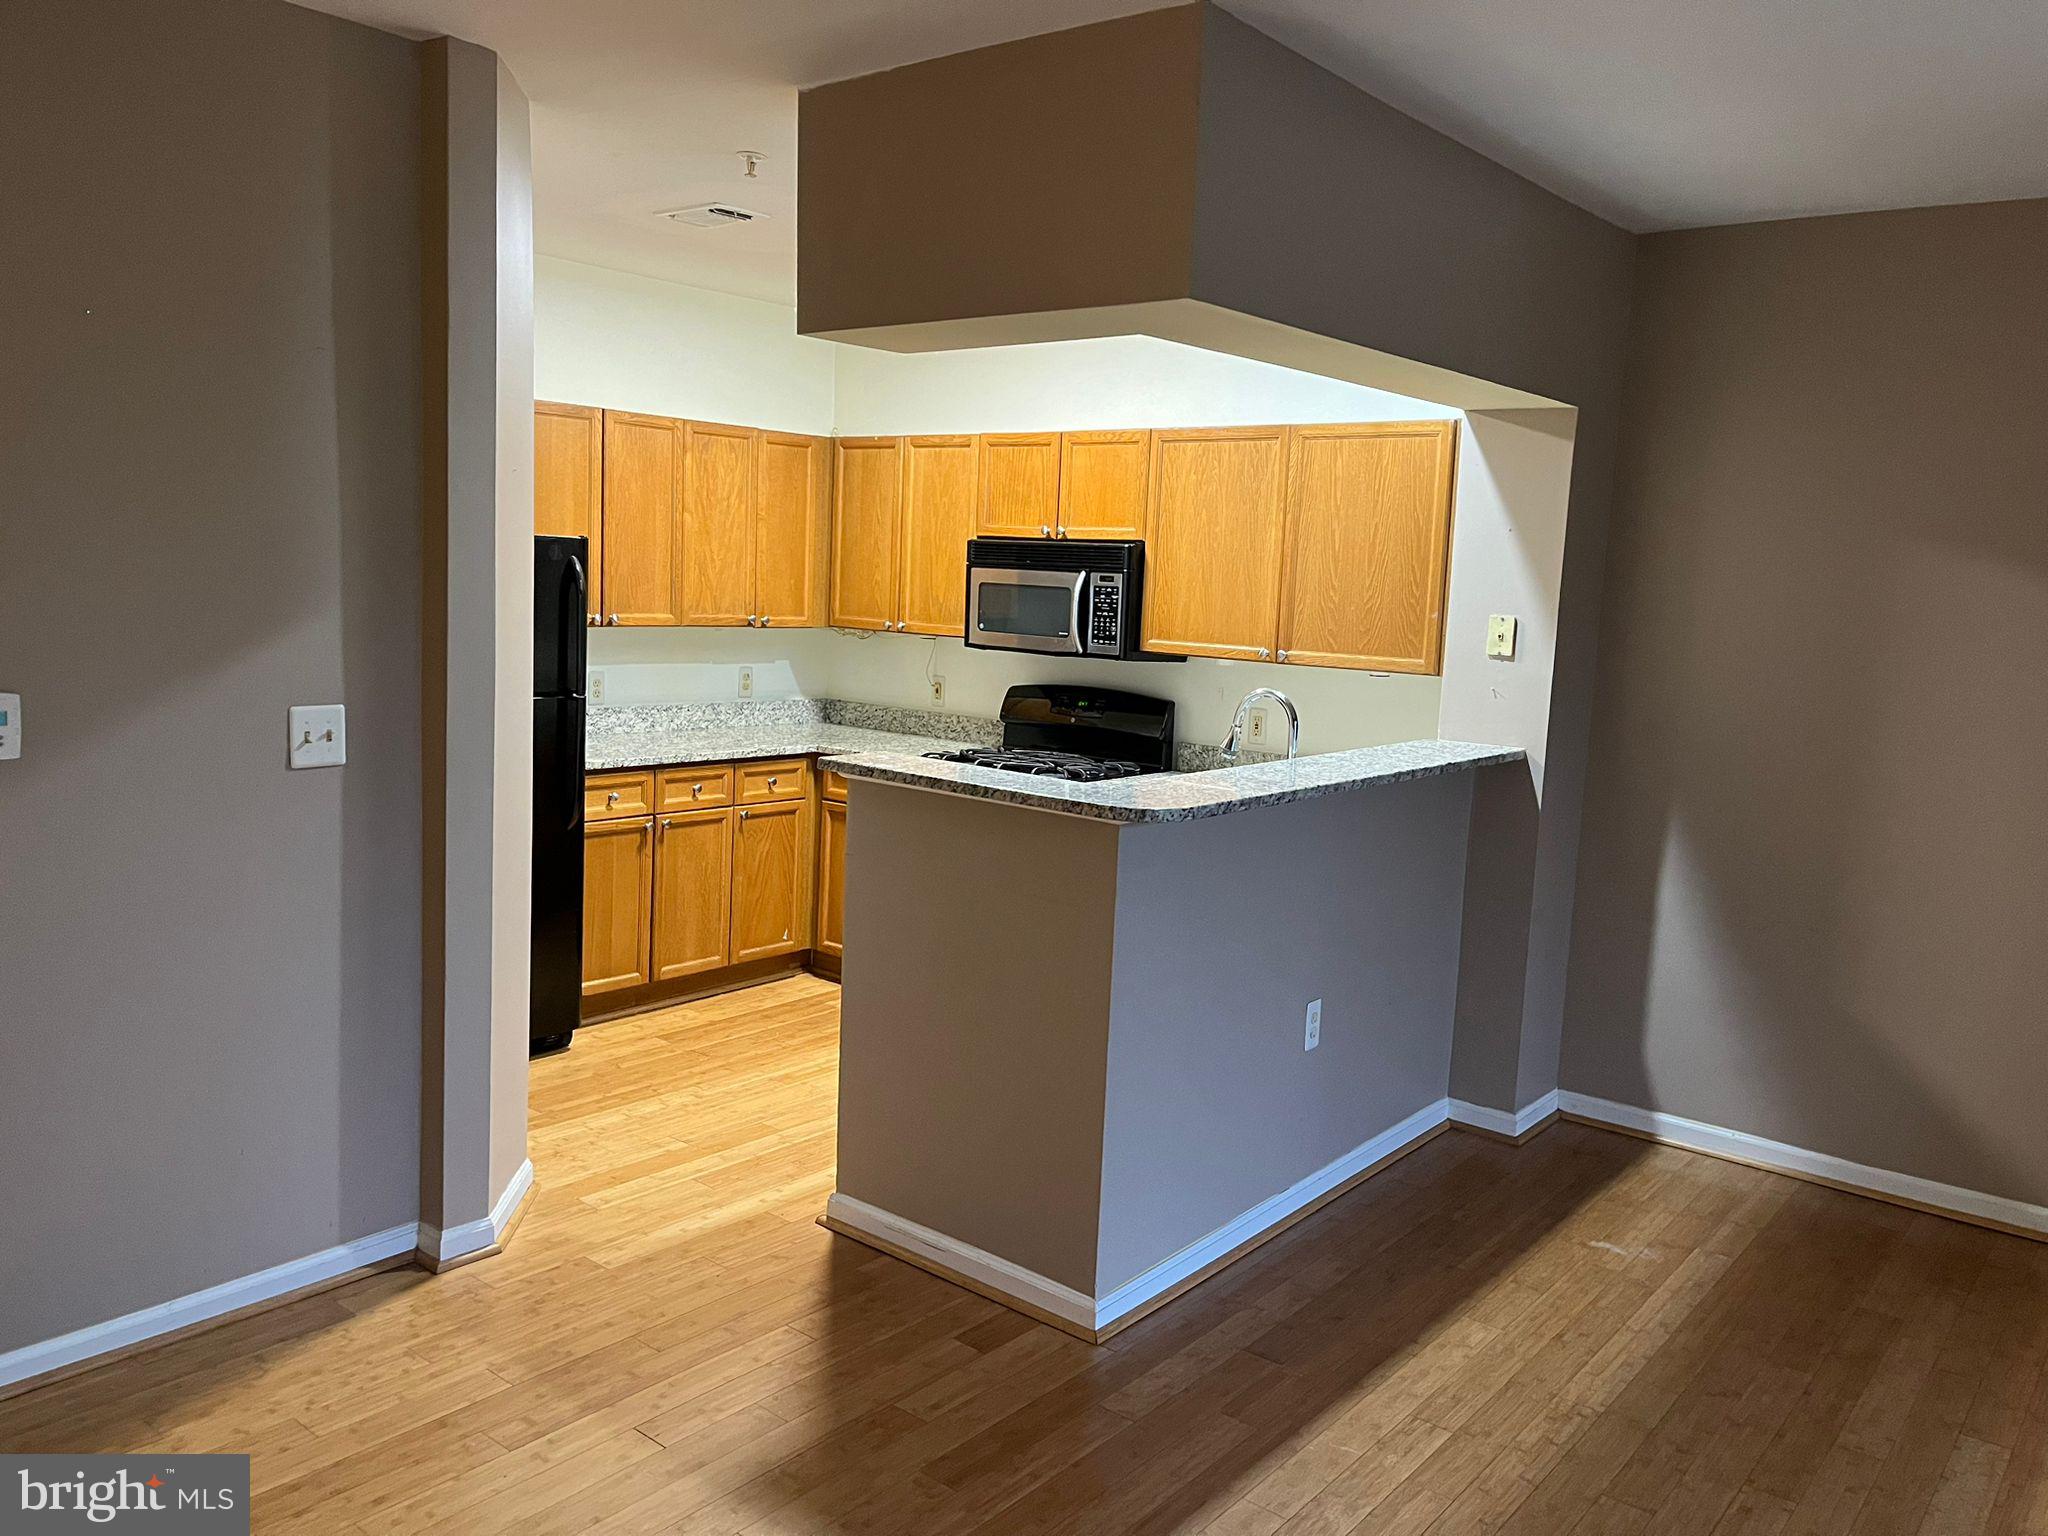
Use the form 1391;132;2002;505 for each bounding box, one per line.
532;535;588;1056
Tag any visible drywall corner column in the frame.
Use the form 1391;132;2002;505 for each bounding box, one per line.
420;36;533;1242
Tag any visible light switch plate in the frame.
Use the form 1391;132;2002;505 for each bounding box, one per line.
0;692;19;761
1486;614;1519;660
288;704;346;769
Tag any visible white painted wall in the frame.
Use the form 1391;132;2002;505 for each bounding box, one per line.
543;262;1569;758
534;255;836;434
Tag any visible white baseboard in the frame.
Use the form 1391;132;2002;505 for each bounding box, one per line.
3;1157;539;1394
0;1222;418;1393
1558;1091;2048;1239
829;1097;1453;1336
1449;1089;1560;1141
419;1158;534;1265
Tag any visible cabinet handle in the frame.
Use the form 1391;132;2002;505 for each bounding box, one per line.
739;809;750;821
607;613;620;626
760;615;772;626
660;817;675;829
606;790;620;805
747;614;757;626
1040;524;1051;537
1256;647;1270;659
767;775;779;788
1277;649;1289;661
692;783;703;797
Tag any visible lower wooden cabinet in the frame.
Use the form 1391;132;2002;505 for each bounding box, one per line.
731;800;810;962
816;798;848;959
652;807;731;980
582;817;654;995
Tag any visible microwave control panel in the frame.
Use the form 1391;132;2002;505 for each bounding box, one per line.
1084;573;1125;655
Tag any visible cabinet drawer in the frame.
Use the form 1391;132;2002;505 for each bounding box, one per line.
657;765;733;811
821;768;850;803
586;771;654;821
737;758;810;804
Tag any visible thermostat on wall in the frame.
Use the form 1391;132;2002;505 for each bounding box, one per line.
0;693;18;760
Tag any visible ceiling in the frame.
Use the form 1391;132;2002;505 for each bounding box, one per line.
297;0;2048;304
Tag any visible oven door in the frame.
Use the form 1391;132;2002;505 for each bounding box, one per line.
967;567;1086;654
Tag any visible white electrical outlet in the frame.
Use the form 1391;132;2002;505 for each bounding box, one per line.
288;704;346;769
1304;999;1322;1051
588;669;607;704
928;676;945;707
0;692;20;761
1247;708;1269;746
737;667;755;700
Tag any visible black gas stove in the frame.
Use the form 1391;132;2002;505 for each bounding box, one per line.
924;684;1175;783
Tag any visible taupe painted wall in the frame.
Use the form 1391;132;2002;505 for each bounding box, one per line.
1564;200;2048;1204
1097;778;1471;1292
834;785;1119;1291
0;0;424;1349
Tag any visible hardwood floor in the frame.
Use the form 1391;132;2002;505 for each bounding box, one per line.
7;974;2048;1534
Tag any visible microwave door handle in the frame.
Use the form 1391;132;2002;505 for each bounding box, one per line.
1071;574;1087;651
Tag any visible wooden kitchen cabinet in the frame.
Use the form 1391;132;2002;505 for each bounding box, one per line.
899;435;979;635
1278;421;1458;674
1056;430;1149;541
976;433;1061;538
535;401;603;621
815;797;848;960
681;420;756;627
1141;426;1288;659
652;806;732;980
600;411;683;626
755;431;831;627
731;800;810;962
830;438;903;630
582;816;654;995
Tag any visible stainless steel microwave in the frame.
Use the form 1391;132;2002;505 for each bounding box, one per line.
964;538;1156;659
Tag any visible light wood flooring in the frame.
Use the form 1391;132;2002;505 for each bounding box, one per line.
6;974;2048;1534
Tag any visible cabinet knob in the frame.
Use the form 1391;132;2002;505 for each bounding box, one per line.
606;791;620;805
760;615;772;626
1277;649;1289;661
692;783;703;797
1257;647;1271;659
1040;524;1051;537
739;809;750;821
607;613;620;626
661;817;675;829
767;775;779;788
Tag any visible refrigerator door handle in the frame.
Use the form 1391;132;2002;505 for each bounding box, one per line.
562;705;584;834
561;552;588;694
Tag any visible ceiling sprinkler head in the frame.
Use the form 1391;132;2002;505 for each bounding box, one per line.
737;149;766;179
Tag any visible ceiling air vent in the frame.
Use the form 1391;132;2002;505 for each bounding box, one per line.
660;203;766;229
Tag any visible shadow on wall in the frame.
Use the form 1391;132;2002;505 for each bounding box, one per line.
1563;201;2048;1213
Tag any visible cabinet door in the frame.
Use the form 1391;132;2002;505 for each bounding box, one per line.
829;438;902;630
582;817;653;995
899;435;978;636
681;421;756;626
600;412;682;626
535;401;602;621
816;798;847;960
976;433;1061;537
1141;427;1288;659
1057;430;1148;541
1278;421;1458;675
731;800;810;962
652;806;731;980
755;431;830;628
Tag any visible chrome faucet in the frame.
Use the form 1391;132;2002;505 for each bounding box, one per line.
1221;687;1300;762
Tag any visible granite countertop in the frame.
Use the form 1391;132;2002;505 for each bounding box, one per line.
822;739;1526;824
585;700;986;772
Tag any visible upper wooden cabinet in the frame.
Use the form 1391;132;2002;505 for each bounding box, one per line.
681;421;756;627
1278;421;1458;675
755;432;831;628
900;436;979;635
1141;427;1289;660
830;438;904;630
976;433;1061;538
1057;430;1149;541
535;401;603;622
600;412;683;626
